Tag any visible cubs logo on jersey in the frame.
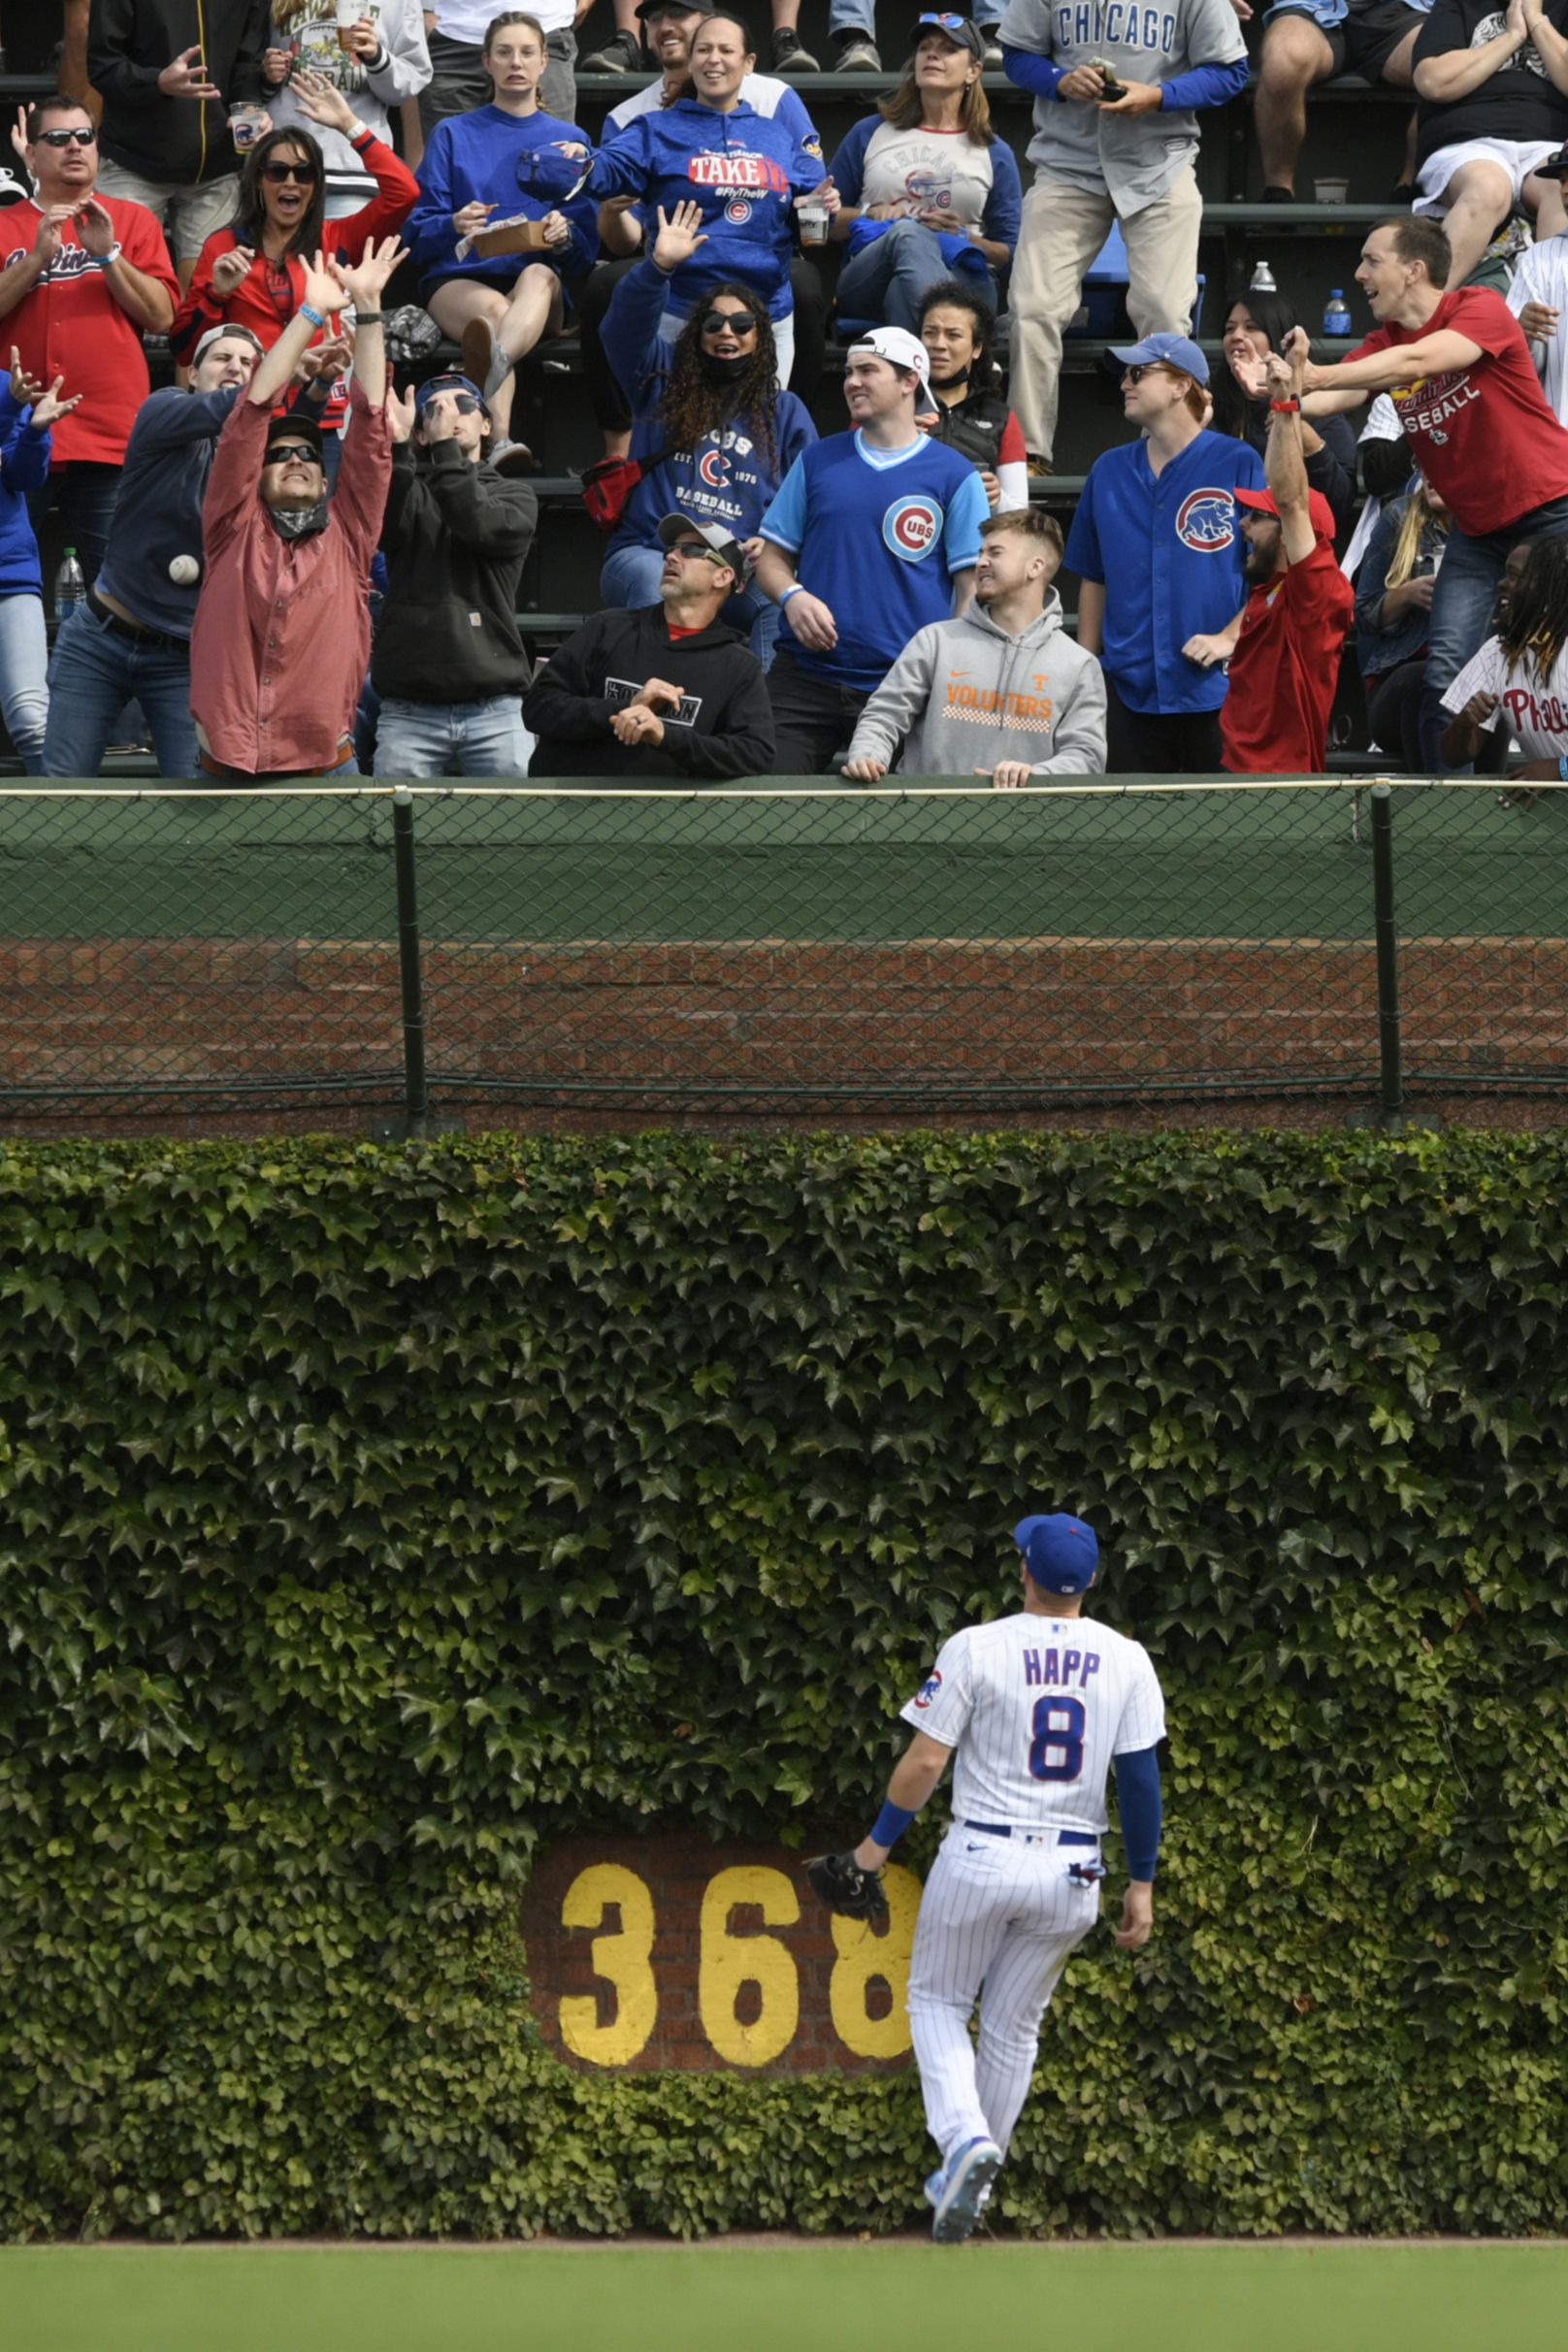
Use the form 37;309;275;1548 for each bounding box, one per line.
1175;489;1238;552
884;495;943;562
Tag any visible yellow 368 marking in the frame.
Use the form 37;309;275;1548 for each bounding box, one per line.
555;1858;923;2069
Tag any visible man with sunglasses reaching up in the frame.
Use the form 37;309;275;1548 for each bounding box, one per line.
523;512;775;778
372;372;539;776
0;93;179;582
190;234;401;779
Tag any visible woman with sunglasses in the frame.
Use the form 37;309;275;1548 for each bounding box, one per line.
589;12;836;387
598;199;816;665
1212;283;1357;533
827;16;1020;335
405;12;598;471
172;67;418;445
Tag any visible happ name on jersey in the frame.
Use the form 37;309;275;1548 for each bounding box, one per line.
1055;4;1180;52
1024;1645;1100;1691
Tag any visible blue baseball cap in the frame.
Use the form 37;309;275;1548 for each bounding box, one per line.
1108;331;1210;385
1013;1513;1099;1594
415;371;488;417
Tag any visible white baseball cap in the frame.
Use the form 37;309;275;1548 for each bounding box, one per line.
847;324;933;400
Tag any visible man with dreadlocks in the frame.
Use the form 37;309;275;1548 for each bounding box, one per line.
1440;536;1568;795
599;199;816;667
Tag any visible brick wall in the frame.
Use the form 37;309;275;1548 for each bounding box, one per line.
520;1835;920;2075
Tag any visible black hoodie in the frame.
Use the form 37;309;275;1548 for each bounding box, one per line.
373;440;538;703
523;604;775;781
89;0;269;188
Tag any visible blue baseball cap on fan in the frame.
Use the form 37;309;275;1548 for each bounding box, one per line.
1013;1513;1099;1594
1108;331;1210;385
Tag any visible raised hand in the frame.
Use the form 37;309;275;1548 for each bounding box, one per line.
302;248;350;317
33;206;72;265
158;45;222;100
9;345;45;404
28;373;82;430
296;330;351;381
651;200;709;272
211;242;256;298
385;383;418;442
1263;349;1295;400
262;46;294;86
291;67;360;135
331;231;408;309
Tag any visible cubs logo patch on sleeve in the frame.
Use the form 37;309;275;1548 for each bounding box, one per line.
913;1668;942;1709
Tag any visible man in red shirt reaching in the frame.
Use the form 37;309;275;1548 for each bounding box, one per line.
0;92;179;581
1221;342;1356;775
1290;212;1568;770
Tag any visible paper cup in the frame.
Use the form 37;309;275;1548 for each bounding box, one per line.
229;103;265;151
1315;177;1349;205
336;0;364;50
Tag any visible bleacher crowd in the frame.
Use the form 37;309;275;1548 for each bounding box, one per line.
8;0;1568;782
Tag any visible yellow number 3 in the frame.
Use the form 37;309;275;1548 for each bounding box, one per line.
558;1864;659;2066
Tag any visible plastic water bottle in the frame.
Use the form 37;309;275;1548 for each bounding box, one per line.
1251;260;1277;294
53;546;85;621
1323;288;1353;339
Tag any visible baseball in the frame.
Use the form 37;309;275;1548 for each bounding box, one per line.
168;554;201;585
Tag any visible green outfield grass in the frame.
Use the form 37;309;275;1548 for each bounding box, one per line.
6;2241;1567;2352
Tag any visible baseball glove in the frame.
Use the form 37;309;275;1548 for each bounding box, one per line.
805;1850;889;1924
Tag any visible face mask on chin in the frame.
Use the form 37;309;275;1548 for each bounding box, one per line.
266;498;329;541
702;348;753;383
931;360;970;391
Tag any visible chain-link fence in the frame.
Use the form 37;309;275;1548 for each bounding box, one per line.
2;778;1566;1127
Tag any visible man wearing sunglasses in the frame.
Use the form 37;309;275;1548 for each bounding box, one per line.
190;235;400;778
0;95;180;584
371;373;539;776
524;512;775;777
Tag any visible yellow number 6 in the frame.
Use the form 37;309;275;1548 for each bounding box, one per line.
558;1864;658;2066
700;1866;800;2067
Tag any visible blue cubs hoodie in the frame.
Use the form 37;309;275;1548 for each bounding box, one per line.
0;386;49;599
592;98;823;322
600;254;817;564
407;107;599;298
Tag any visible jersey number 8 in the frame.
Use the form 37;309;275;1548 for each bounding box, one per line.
1028;1694;1085;1782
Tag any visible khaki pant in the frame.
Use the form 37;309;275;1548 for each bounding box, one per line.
1009;166;1203;464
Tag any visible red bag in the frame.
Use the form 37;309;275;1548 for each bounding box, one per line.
580;446;667;535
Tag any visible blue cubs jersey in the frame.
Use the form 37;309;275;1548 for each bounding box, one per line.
1064;429;1265;716
761;431;991;692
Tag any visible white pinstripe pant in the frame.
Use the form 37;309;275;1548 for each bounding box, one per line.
906;1823;1101;2163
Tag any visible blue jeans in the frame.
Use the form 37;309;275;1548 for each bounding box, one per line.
835;220;998;338
43;599;197;777
0;592;49;773
25;462;122;591
373;693;532;776
1420;491;1568;771
601;540;781;670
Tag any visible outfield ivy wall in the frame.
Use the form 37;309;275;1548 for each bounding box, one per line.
2;1133;1565;2242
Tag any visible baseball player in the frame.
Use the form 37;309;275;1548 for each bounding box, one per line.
806;1512;1164;2244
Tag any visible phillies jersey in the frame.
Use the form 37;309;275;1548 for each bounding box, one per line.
1065;427;1265;715
901;1609;1165;1836
761;430;991;691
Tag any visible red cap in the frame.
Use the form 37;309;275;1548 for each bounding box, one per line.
1235;484;1338;544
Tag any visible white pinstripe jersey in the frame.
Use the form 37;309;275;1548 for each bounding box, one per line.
899;1610;1165;1835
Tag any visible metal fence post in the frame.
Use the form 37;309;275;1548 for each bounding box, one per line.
392;786;431;1131
1370;780;1404;1122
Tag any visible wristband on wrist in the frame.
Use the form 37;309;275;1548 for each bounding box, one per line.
1270;397;1301;414
779;582;804;604
299;302;327;329
353;310;383;324
104;241;123;266
870;1798;918;1850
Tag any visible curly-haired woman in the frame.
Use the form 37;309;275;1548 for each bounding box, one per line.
599;200;817;666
